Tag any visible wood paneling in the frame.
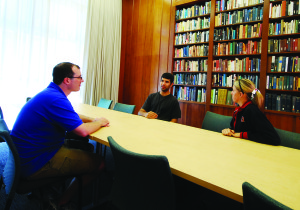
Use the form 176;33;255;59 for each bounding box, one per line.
119;0;173;114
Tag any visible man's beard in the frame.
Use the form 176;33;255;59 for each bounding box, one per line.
161;86;169;92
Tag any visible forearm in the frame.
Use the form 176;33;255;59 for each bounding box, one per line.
138;109;147;117
72;118;109;137
78;114;94;123
138;109;158;119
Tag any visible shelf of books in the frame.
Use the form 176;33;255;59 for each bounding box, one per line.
211;0;264;107
266;0;300;114
172;0;300;131
173;2;211;103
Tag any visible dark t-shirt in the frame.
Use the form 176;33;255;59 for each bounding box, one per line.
142;92;181;121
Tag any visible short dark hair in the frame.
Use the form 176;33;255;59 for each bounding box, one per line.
52;62;79;85
161;73;174;84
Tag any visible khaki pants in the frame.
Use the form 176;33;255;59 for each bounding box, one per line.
27;145;102;180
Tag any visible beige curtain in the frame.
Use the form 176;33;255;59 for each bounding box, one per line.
83;0;122;107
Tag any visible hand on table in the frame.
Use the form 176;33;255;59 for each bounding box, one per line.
94;117;110;127
222;128;240;138
145;111;158;119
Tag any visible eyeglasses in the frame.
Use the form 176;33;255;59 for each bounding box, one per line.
69;76;83;80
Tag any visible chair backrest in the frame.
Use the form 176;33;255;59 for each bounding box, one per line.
242;182;292;210
108;136;176;210
274;128;300;150
97;98;113;109
0;106;3;119
0;119;9;134
113;102;136;114
201;111;232;132
0;129;21;209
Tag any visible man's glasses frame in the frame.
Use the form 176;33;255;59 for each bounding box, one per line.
69;76;83;80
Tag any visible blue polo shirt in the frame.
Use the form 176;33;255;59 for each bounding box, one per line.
11;82;83;178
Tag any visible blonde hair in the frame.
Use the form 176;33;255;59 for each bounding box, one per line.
233;79;264;109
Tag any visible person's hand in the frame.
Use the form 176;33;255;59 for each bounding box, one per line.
145;111;158;119
94;117;110;127
222;128;235;136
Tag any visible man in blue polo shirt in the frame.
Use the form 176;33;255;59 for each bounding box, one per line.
11;62;109;207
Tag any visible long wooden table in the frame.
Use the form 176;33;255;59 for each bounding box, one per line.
74;103;300;209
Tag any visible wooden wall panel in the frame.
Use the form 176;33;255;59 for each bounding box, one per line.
265;113;300;133
119;0;173;115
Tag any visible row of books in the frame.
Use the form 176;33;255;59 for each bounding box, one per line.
175;18;210;33
269;0;300;18
212;74;260;88
211;89;233;105
265;93;300;113
173;87;206;102
175;45;209;58
175;31;209;45
269;19;300;35
268;38;299;53
213;58;261;72
270;56;300;72
174;59;208;72
266;75;300;90
215;7;263;27
216;0;263;12
213;40;262;55
174;73;207;86
214;23;262;41
175;3;211;20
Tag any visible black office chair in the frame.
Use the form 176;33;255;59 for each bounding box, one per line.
202;111;232;132
274;128;300;150
113;102;136;114
0;129;83;210
107;136;176;210
242;182;292;210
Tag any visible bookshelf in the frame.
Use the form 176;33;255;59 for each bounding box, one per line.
266;1;300;113
172;0;300;133
173;2;211;103
212;0;264;106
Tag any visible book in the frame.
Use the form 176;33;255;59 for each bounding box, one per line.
271;56;275;72
226;90;232;105
286;94;292;112
295;97;300;113
281;94;287;111
272;93;277;110
276;95;281;111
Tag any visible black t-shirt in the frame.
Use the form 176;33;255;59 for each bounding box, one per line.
142;92;181;121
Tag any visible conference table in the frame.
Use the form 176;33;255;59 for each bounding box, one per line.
74;103;300;209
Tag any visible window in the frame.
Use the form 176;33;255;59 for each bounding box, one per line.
0;0;88;128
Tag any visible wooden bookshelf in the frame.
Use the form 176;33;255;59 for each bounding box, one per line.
171;0;300;133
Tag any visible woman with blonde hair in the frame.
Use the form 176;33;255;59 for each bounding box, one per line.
222;79;280;145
